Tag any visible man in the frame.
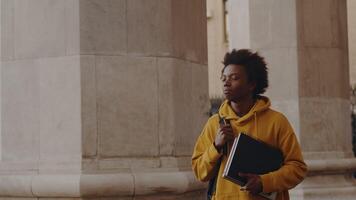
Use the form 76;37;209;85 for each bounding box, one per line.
192;49;307;200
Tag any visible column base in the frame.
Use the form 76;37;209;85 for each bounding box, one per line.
291;174;356;200
290;158;356;200
0;170;206;199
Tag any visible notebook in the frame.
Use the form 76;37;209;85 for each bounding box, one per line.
222;132;284;200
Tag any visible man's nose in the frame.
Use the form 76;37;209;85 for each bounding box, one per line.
224;80;231;87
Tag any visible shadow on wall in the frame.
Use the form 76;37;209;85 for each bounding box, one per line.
350;85;356;178
209;97;224;116
351;85;356;157
353;112;356;148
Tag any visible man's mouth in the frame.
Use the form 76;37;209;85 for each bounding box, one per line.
223;90;231;95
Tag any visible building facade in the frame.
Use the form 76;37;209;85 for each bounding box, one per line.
0;0;208;199
0;0;356;199
348;0;356;86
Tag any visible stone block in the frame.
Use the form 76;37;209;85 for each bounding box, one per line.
270;99;300;138
65;0;80;56
299;97;352;153
80;173;133;197
80;56;97;157
260;47;299;101
250;0;297;49
40;199;80;200
227;0;251;50
260;47;301;134
157;58;184;156
32;174;80;197
0;175;33;196
0;198;37;200
0;160;38;172
96;56;158;157
127;0;172;56
160;156;192;169
176;62;210;155
1;60;39;161
348;0;356;85
0;62;2;159
98;158;160;170
133;191;205;200
157;58;209;156
127;0;207;64
79;0;126;55
1;0;79;60
297;0;347;48
191;62;210;136
298;48;349;98
171;0;207;64
1;0;15;61
81;198;132;200
13;0;68;59
38;56;81;164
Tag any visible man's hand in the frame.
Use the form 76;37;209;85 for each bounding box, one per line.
214;125;234;152
239;173;263;194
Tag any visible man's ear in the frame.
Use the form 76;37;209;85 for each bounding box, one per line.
249;81;257;92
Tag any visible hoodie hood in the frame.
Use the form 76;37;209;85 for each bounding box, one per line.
218;96;271;124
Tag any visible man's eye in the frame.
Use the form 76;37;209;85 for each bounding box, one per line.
231;75;239;80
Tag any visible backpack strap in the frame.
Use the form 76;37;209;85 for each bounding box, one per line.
207;114;224;200
207;157;223;199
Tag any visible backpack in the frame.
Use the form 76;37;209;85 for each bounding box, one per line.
207;114;227;200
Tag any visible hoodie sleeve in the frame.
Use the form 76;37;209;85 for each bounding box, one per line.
260;115;308;193
191;116;222;182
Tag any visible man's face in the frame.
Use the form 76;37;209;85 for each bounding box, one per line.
221;64;255;102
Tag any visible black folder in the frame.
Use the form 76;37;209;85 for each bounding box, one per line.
222;132;284;186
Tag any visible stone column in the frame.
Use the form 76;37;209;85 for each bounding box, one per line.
228;0;356;199
206;0;229;99
0;0;209;199
348;0;356;86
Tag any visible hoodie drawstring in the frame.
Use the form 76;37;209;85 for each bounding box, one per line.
254;112;258;138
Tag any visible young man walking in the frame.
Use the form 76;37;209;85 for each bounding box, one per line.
192;49;307;200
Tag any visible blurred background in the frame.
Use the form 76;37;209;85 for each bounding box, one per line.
0;0;355;199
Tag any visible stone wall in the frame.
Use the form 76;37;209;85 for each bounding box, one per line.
348;0;356;86
227;0;356;199
0;0;210;199
206;0;228;99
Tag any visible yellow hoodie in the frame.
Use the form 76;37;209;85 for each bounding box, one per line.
192;97;307;200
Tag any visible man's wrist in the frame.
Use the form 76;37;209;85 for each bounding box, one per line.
213;142;222;153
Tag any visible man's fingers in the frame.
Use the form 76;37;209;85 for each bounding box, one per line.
219;124;232;130
220;128;234;135
238;174;262;194
219;124;231;128
240;185;247;191
218;130;234;141
219;125;234;135
220;124;232;128
221;134;234;141
241;178;254;191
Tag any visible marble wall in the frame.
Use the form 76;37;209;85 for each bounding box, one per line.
0;0;209;199
1;0;81;173
229;0;301;134
228;0;356;199
206;0;228;98
296;0;351;157
348;0;356;86
79;0;209;173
